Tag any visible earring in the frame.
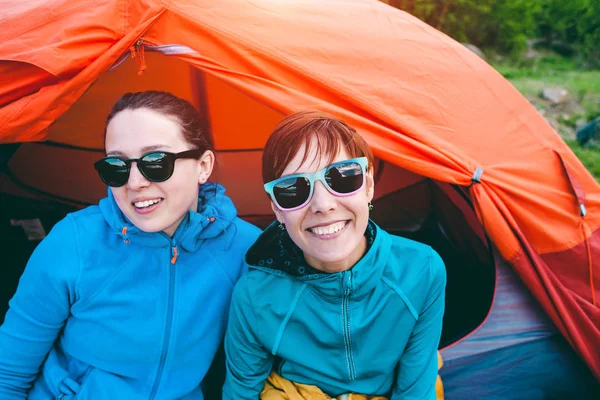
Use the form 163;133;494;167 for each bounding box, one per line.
278;222;286;231
368;201;373;211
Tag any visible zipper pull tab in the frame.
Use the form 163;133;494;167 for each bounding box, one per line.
130;39;147;75
121;226;130;244
346;273;352;294
170;246;179;265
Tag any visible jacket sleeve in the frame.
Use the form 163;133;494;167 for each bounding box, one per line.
0;217;80;399
223;276;273;400
391;249;446;400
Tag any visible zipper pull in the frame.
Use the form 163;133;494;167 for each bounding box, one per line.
130;39;147;75
121;226;130;244
170;246;178;265
346;273;352;295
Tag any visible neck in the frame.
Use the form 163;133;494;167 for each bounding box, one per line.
304;236;367;274
162;195;199;237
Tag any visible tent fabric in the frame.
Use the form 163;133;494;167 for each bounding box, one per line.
0;0;599;379
440;250;599;398
441;249;557;361
441;336;598;399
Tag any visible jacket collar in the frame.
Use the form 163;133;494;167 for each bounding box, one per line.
246;220;391;302
99;182;238;252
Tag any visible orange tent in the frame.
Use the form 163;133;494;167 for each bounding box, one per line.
1;0;599;386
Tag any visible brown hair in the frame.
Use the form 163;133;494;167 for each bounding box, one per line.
262;110;374;183
105;91;213;152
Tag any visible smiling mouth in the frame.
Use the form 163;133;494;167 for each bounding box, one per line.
132;198;163;209
307;220;348;236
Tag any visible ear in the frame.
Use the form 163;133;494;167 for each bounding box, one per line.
270;201;285;224
365;171;375;202
197;150;215;184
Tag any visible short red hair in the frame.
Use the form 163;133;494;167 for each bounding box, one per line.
262;111;374;183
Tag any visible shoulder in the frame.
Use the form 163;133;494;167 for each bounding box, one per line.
230;270;259;311
384;232;444;279
234;267;297;307
43;206;101;248
65;204;104;225
380;232;446;310
24;209;100;283
387;232;436;263
232;218;261;244
202;219;260;285
209;218;260;255
231;271;252;302
63;205;110;238
220;218;260;262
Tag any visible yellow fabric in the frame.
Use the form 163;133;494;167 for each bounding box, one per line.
261;372;387;400
260;352;444;400
436;351;444;400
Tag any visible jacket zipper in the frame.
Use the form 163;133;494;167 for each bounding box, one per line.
149;242;178;400
342;272;356;381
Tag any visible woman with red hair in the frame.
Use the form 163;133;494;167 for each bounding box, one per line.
224;111;446;399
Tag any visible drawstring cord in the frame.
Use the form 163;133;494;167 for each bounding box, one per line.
207;214;238;250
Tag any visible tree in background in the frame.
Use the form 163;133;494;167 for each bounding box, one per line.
537;0;587;47
381;0;597;65
580;0;600;68
532;0;599;67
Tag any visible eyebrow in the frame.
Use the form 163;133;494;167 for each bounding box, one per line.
106;144;172;157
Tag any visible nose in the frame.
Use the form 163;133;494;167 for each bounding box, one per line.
308;180;337;213
127;162;151;190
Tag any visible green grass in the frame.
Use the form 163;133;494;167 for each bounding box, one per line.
564;139;600;181
493;54;600;118
492;53;600;182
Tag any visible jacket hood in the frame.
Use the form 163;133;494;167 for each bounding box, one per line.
246;220;390;301
99;182;238;251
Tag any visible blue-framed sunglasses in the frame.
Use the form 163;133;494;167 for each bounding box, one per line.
264;157;369;211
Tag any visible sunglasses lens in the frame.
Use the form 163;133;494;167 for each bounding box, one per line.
139;152;174;182
273;177;311;209
95;158;129;187
325;161;364;194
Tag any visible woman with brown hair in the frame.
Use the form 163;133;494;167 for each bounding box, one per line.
0;91;260;399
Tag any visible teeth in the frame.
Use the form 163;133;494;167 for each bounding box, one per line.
134;198;161;208
310;221;346;236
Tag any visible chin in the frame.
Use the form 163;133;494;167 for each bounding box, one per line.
128;218;166;233
136;224;163;233
308;252;351;267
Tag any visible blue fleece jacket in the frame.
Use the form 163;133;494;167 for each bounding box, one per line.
0;183;260;399
224;221;446;400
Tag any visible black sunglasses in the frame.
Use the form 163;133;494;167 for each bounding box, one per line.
94;149;201;187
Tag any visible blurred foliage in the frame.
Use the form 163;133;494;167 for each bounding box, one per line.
537;0;600;67
565;139;600;181
380;0;600;67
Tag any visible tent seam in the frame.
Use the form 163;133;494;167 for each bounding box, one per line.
163;5;475;178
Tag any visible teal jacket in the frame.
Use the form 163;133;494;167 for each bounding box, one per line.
223;221;446;400
0;183;260;399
